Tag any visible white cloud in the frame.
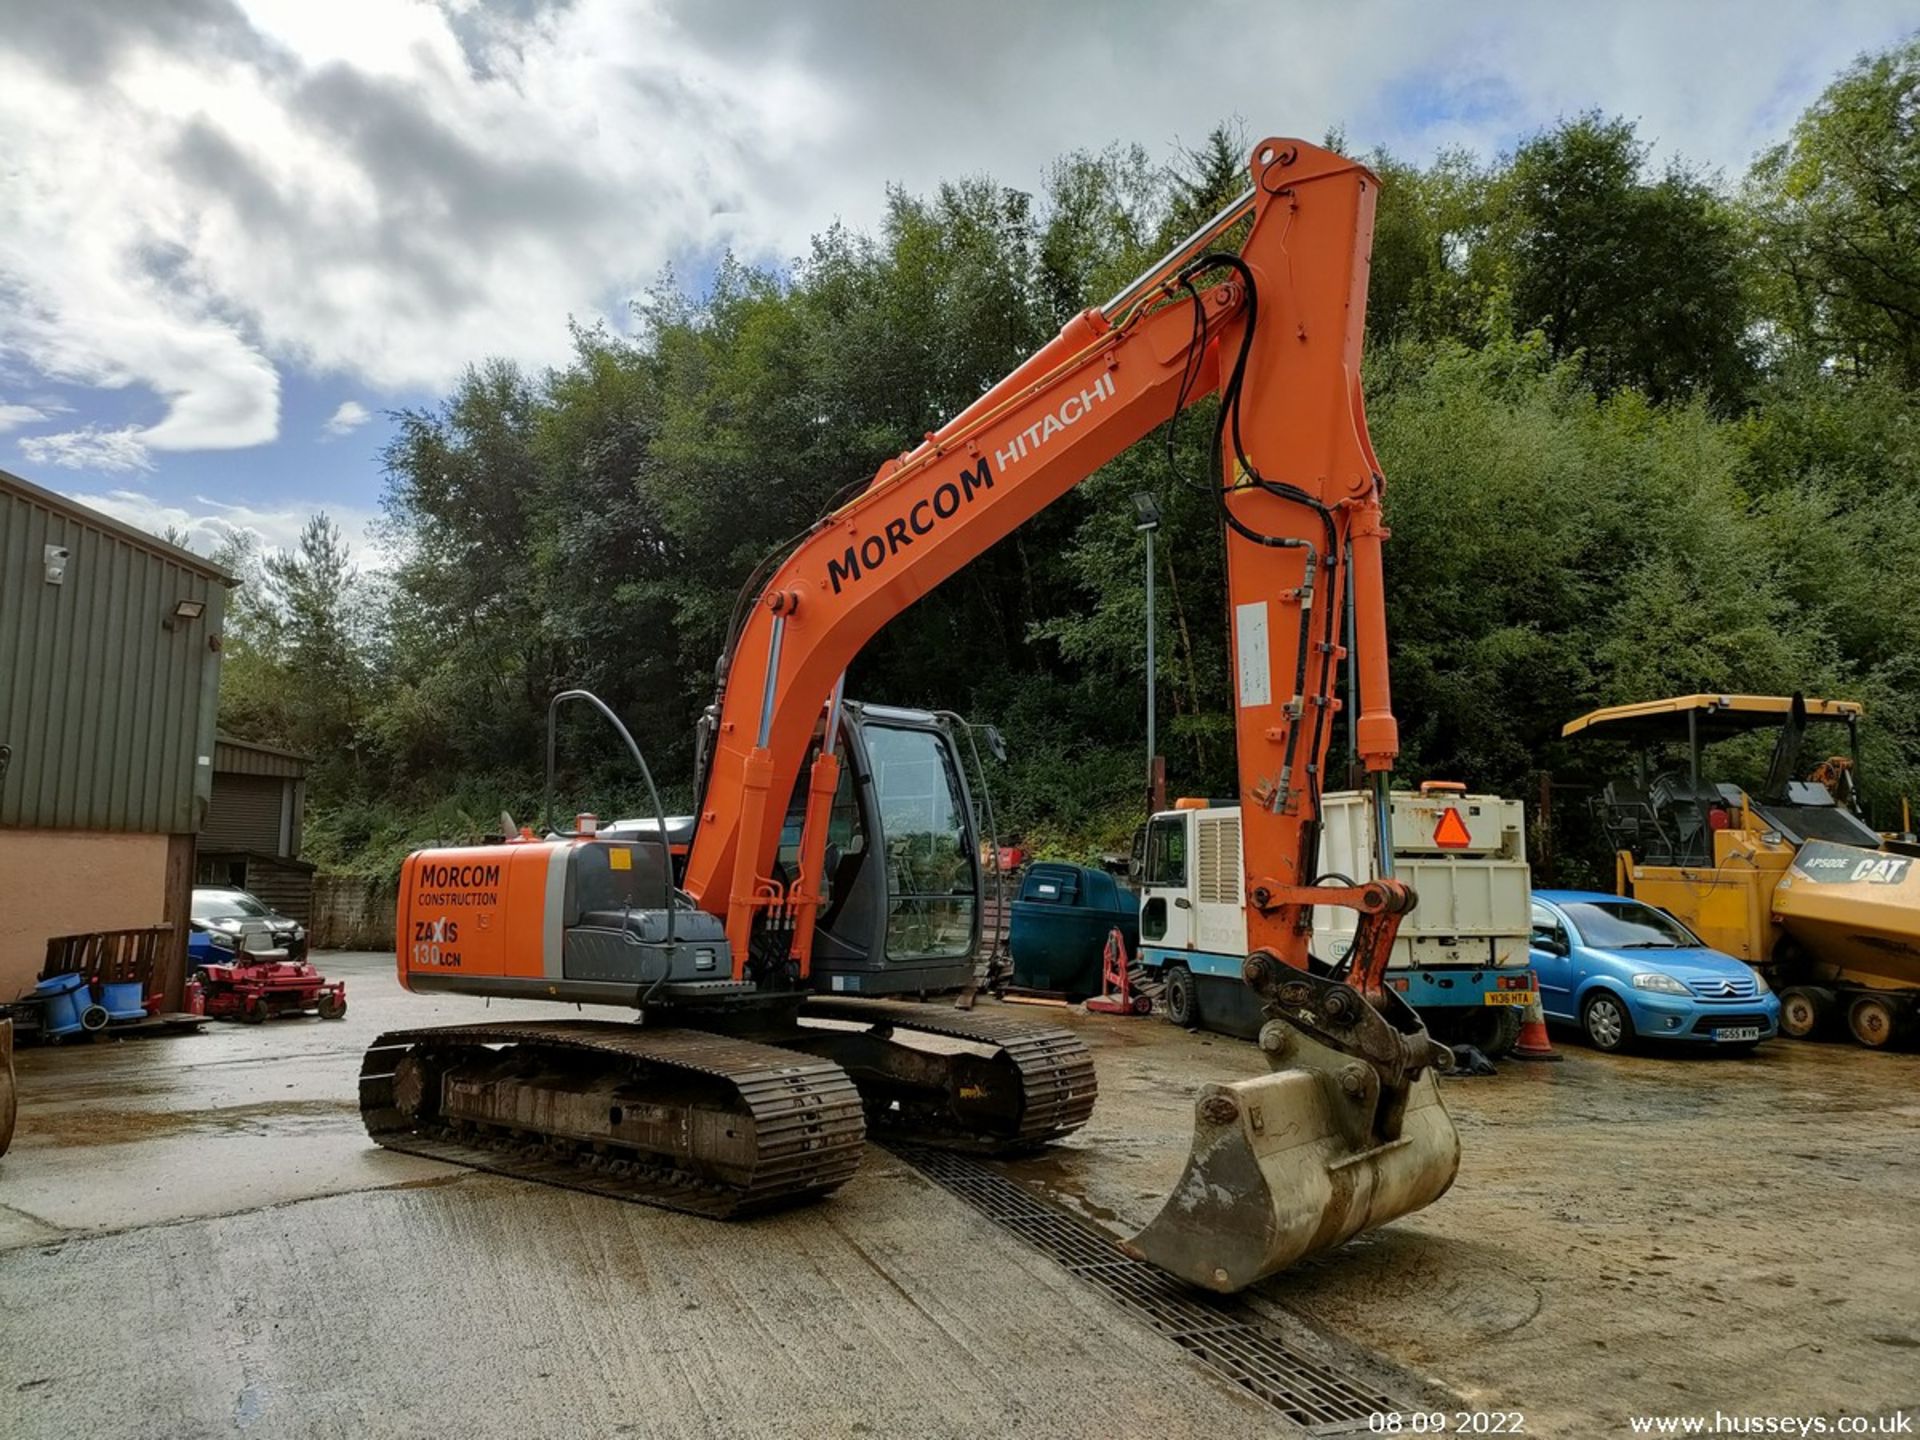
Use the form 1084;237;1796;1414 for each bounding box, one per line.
61;486;388;568
323;399;371;437
20;426;155;473
0;0;839;462
0;402;49;432
0;0;1912;476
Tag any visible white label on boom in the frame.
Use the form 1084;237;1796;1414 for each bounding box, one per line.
1235;601;1271;708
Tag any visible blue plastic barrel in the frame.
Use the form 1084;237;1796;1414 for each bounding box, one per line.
101;981;146;1021
34;973;90;1036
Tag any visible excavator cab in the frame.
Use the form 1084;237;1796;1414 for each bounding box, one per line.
588;699;988;999
771;702;984;997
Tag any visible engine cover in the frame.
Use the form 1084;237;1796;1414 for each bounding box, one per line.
397;837;733;1004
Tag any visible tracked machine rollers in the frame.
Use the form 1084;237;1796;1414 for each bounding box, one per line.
360;1002;1097;1216
792;997;1098;1153
360;1019;867;1217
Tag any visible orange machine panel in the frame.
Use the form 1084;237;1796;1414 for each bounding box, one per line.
395;840;561;990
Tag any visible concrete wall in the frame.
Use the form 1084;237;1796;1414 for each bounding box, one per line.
311;874;396;952
0;828;171;1000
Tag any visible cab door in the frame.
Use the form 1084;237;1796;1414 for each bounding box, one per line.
1529;901;1577;1018
1138;814;1193;952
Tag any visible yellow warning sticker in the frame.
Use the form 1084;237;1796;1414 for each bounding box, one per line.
609;848;632;871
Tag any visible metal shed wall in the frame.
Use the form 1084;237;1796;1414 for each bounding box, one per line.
213;735;308;780
0;470;228;834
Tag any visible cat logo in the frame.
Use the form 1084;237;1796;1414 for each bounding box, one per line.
1793;842;1913;886
1847;856;1912;885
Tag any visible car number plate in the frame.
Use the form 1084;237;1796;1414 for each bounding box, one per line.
1714;1026;1761;1042
1483;991;1535;1006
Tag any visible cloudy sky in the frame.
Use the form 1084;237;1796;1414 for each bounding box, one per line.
1;0;1911;561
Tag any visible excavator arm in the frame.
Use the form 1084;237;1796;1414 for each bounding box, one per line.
685;138;1459;1292
687;138;1407;987
370;138;1457;1297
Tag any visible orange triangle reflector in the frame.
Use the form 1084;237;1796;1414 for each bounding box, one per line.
1433;806;1472;849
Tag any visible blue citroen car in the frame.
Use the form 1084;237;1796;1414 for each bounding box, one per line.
1529;891;1780;1053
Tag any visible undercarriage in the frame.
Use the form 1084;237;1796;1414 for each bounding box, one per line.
360;999;1096;1216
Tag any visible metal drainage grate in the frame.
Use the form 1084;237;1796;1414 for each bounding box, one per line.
887;1142;1416;1435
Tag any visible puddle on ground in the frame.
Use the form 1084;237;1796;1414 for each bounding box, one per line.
16;1099;356;1148
995;1146;1123;1226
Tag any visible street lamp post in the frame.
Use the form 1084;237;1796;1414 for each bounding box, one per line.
1133;492;1162;812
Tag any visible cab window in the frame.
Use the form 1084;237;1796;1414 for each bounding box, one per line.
867;724;975;962
777;745;869;884
192;889;269;921
1144;817;1187;888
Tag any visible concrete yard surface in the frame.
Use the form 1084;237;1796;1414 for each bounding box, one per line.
3;951;1919;1438
1006;1010;1920;1434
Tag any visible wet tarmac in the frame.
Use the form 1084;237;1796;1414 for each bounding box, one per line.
3;953;1917;1437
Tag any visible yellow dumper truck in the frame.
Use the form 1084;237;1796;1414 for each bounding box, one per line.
1566;693;1920;1047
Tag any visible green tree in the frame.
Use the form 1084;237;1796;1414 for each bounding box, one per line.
1367;334;1831;796
1493;114;1753;408
213;516;375;792
263;516;373;773
220;86;1920;873
1165;124;1248;238
208;529;279;742
1037;145;1162;323
1750;36;1920;385
377;360;550;777
1364;147;1497;349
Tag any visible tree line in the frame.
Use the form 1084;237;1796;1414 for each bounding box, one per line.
212;37;1920;877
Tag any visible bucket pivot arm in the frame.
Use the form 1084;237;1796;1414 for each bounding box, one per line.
1244;941;1452;1151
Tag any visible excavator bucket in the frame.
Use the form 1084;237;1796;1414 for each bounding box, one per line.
1127;974;1461;1294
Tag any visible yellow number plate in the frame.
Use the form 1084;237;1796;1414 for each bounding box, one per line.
1483;991;1536;1006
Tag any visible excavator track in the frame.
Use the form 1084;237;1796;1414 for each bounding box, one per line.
797;997;1096;1152
360;1020;865;1218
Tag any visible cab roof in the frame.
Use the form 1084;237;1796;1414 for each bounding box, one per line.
1562;693;1863;743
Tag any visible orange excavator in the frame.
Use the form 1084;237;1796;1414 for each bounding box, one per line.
361;138;1459;1294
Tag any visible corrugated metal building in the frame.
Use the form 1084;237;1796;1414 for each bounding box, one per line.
0;468;230;1005
197;735;315;921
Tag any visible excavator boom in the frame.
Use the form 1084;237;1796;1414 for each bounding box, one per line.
370;137;1458;1294
686;140;1405;979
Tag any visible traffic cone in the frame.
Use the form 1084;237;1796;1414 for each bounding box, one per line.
1510;971;1562;1062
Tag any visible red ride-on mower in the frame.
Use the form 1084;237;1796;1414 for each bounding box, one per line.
199;949;346;1024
